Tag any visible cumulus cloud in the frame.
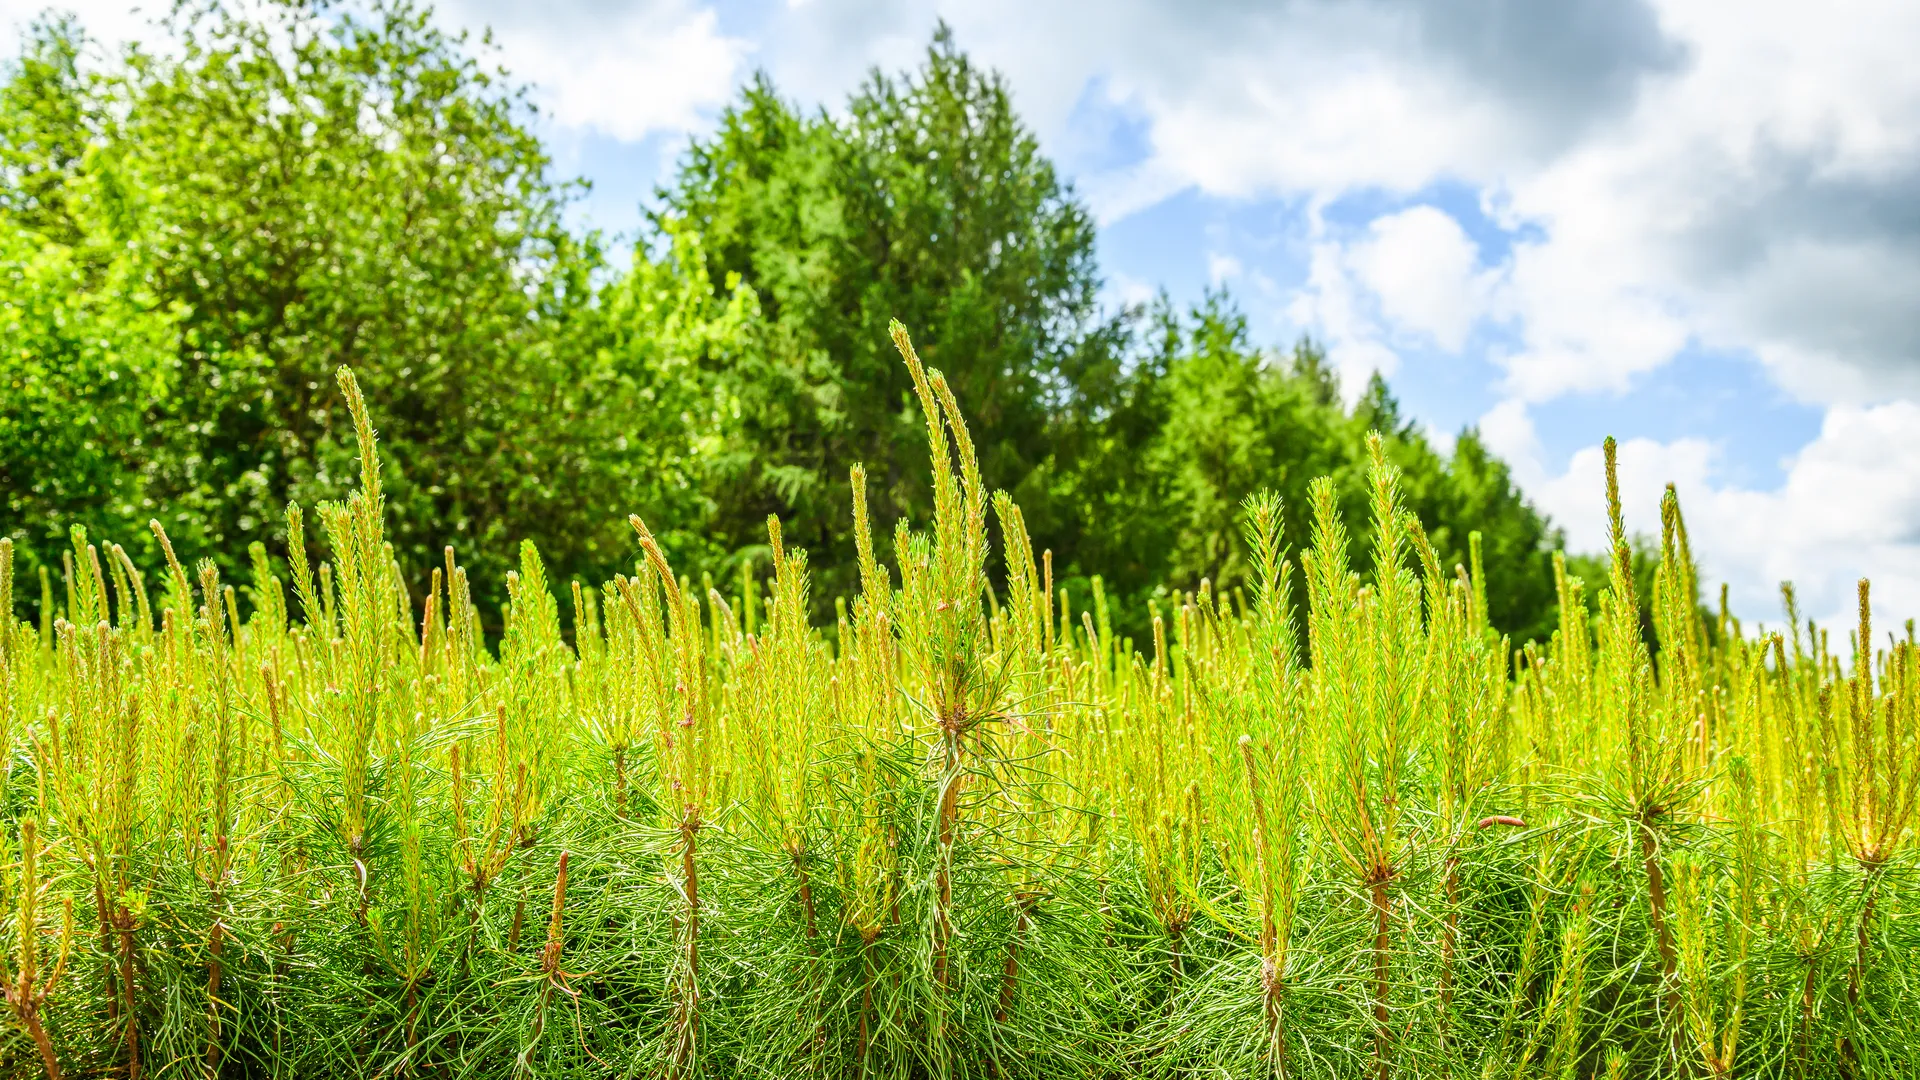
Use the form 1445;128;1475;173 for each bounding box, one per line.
1482;400;1920;630
1486;2;1920;404
1108;270;1158;308
748;0;1674;194
1406;0;1686;139
1346;206;1491;353
1;0;167;58
1489;227;1693;401
1281;204;1495;395
0;0;748;144
1206;252;1243;287
1286;233;1404;395
441;0;746;141
744;0;1917;409
13;0;1911;396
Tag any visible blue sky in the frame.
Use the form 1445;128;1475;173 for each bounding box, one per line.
8;0;1920;628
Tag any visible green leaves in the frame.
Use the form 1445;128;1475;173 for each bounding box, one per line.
1047;296;1562;648
0;203;179;588
1;5;1573;656
1;2;672;620
655;33;1108;611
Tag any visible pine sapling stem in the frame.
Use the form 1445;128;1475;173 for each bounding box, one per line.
206;914;223;1075
5;821;69;1080
116;903;141;1080
793;848;818;941
92;875;116;1019
672;816;701;1078
1369;876;1394;1080
1240;737;1288;1079
857;931;879;1067
1841;872;1881;1077
1799;957;1818;1080
1438;850;1460;1078
995;893;1039;1025
933;723;962;992
1638;816;1682;1057
24;1005;60;1080
612;746;628;819
522;851;572;1073
1635;818;1681;1022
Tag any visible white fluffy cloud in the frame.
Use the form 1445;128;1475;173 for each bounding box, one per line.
992;0;1920;630
748;0;1628;209
1086;1;1918;412
1206;251;1243;287
0;0;747;143
14;0;1912;397
1482;399;1920;629
737;0;1919;409
24;1;1909;404
1346;206;1490;353
439;0;746;141
1481;1;1920;405
1281;205;1495;395
1;0;167;57
1286;234;1403;395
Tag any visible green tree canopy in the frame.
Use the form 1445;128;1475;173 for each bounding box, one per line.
4;3;1573;645
1;18;179;583
0;1;741;615
1039;293;1562;644
655;24;1117;602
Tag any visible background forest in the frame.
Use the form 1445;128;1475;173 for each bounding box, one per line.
0;0;1574;644
11;6;1920;1080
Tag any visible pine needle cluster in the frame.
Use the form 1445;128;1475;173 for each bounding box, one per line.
1;327;1916;1079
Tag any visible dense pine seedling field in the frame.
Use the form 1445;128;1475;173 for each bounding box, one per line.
1;325;1916;1079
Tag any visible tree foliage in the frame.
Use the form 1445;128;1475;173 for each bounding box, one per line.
0;2;734;615
1040;295;1560;643
1;18;179;582
3;2;1570;644
657;25;1115;603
